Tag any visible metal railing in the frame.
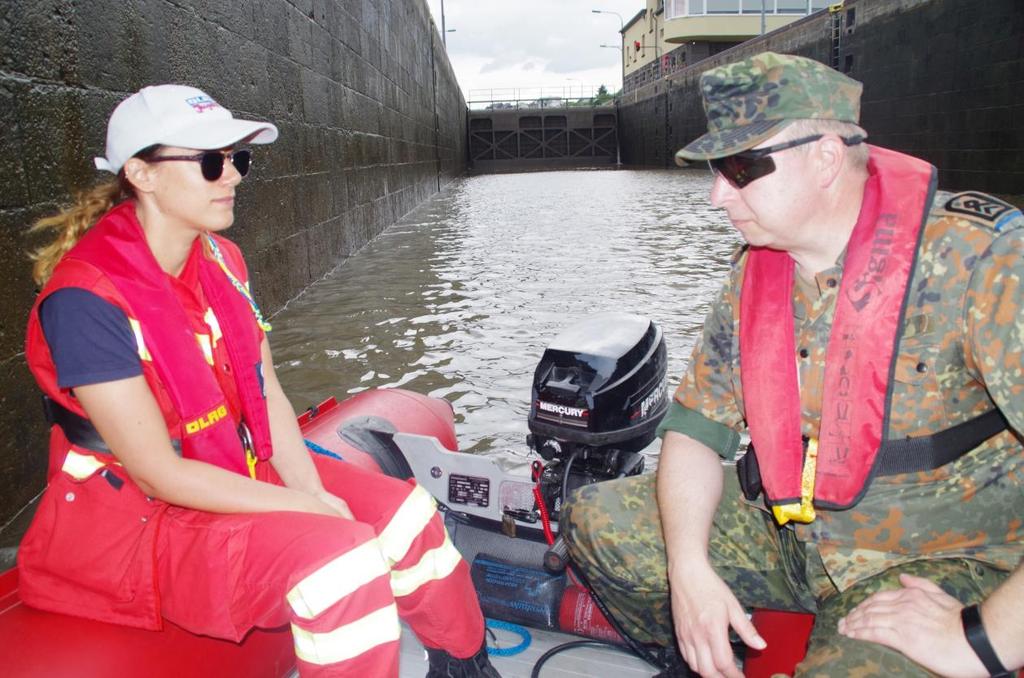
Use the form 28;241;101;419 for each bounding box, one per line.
467;87;615;111
664;0;832;20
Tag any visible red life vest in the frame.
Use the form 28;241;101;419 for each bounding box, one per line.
20;201;276;628
26;200;273;476
739;146;936;524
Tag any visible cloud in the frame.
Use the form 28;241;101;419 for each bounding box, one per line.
425;0;637;94
479;59;509;74
543;53;612;75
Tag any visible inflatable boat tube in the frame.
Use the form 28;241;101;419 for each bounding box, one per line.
0;388;456;677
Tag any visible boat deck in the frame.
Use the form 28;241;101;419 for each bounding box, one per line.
398;624;657;678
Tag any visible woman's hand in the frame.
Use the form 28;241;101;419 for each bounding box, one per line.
670;560;765;678
312;490;355;520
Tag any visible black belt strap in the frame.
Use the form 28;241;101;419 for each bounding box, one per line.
738;409;1009;502
874;408;1008;475
42;395;182;455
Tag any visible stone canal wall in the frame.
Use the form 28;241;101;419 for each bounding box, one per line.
617;0;1023;197
0;0;465;551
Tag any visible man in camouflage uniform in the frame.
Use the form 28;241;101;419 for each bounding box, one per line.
562;52;1024;677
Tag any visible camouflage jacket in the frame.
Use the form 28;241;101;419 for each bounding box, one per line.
661;189;1024;590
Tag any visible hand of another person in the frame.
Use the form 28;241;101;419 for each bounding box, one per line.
312;490;355;520
670;561;765;678
838;573;989;678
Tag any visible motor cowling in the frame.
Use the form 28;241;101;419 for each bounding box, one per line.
527;312;668;514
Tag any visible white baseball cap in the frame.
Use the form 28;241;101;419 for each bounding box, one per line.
94;84;279;174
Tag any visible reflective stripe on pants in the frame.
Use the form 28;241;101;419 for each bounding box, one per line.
152;455;485;677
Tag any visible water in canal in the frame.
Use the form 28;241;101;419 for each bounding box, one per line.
271;168;740;458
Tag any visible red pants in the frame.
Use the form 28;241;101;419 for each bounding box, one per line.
155;455;484;677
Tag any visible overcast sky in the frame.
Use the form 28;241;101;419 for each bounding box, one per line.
424;0;643;101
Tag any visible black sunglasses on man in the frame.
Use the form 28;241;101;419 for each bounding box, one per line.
710;134;866;189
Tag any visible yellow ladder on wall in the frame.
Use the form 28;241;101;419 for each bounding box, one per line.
828;2;845;69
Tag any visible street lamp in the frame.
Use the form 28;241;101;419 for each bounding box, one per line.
599;44;625;94
592;10;626;93
591;9;624;30
440;0;454;48
565;77;581;100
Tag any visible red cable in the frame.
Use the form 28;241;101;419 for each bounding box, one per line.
532;460;556;545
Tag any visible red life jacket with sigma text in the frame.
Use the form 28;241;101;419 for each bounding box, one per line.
26;200;273;477
739;146;936;524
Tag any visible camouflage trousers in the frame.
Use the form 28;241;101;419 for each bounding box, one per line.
561;470;1008;677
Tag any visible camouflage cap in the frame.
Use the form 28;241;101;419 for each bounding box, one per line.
675;51;863;164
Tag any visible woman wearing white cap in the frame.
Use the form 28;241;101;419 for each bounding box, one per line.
21;84;499;678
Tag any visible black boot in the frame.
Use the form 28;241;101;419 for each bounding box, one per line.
425;641;501;678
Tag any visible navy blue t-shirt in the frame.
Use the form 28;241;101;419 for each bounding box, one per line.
39;288;143;389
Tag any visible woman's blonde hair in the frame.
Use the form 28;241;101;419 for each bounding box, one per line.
28;181;127;286
28;146;159;286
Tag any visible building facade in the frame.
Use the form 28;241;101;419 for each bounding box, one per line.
622;0;836;92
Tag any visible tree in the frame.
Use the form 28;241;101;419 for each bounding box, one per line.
593;84;616;106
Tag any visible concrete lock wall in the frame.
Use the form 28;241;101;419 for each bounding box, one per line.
617;0;1024;197
0;0;466;551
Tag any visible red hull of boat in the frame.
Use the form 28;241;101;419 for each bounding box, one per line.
0;388;456;677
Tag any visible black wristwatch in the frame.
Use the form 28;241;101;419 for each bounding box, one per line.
961;604;1012;678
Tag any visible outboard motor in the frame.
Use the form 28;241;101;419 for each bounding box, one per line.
528;312;668;522
323;312;668;642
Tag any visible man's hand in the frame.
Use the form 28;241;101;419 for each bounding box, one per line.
671;562;766;678
657;432;764;677
838;573;988;678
